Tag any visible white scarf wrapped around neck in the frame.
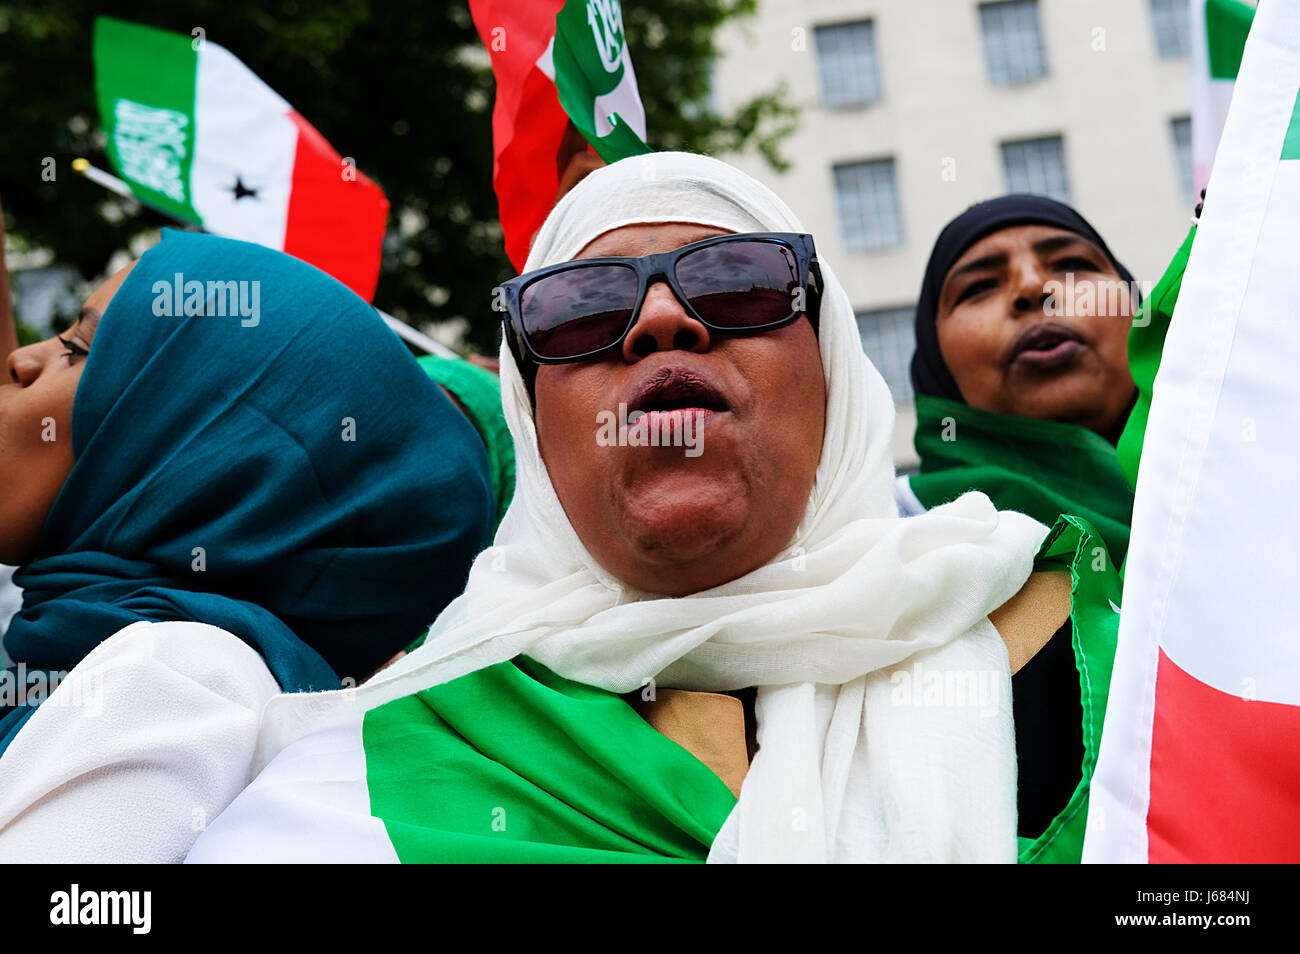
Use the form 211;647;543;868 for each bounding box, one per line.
257;151;1047;862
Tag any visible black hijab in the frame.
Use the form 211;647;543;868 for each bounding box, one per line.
910;194;1137;403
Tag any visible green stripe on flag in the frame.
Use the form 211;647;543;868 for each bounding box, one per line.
93;17;201;222
551;0;651;163
1283;86;1300;160
1206;0;1256;81
362;656;735;862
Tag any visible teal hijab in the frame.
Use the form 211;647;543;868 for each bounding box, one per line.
1;231;494;752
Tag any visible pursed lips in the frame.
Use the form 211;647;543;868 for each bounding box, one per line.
626;363;731;417
1007;320;1087;373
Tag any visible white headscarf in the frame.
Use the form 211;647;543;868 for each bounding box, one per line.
257;152;1048;862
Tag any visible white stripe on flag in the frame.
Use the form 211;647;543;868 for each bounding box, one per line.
190;40;297;249
592;43;647;139
185;716;398;863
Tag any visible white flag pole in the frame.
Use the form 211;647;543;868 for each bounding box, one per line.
375;310;460;359
71;157;136;199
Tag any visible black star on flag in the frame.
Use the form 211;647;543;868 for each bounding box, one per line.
229;176;258;200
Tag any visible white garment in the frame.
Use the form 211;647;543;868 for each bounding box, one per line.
0;621;278;863
215;152;1046;864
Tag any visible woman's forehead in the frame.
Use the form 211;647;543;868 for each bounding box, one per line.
947;224;1100;273
573;222;735;260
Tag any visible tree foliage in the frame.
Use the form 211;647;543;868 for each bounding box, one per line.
0;0;795;350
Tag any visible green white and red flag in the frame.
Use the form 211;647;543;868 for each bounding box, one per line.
1191;0;1257;196
92;17;389;301
469;0;652;270
1085;0;1300;862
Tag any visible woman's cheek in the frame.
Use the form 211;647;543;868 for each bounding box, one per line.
940;309;1002;385
15;374;80;461
1064;282;1095;320
1067;278;1134;324
0;397;47;455
1084;288;1134;355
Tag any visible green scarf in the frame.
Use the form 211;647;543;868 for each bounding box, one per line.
1018;516;1121;864
364;655;738;863
909;396;1135;565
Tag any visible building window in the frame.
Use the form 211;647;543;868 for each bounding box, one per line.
978;0;1048;86
814;20;883;107
855;306;916;403
1150;0;1190;60
1171;116;1193;202
833;159;904;252
1001;135;1070;202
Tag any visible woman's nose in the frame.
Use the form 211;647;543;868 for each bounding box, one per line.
621;279;713;361
1010;259;1052;316
6;343;45;386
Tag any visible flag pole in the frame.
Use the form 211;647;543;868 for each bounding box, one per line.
72;158;199;229
375;309;460;359
71;158;138;200
71;159;460;359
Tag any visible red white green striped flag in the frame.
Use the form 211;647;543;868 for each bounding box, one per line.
469;0;652;270
1085;0;1300;863
92;17;389;301
1191;0;1257;197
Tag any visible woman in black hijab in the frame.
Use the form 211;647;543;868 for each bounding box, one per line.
900;194;1138;563
899;194;1143;864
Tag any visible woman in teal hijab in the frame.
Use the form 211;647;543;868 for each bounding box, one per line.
0;230;495;756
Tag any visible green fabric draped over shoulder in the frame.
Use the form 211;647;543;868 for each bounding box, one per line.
909;395;1135;564
363;519;1117;864
1017;516;1121;864
362;655;738;863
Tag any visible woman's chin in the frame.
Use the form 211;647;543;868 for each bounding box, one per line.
603;496;755;594
1003;369;1116;430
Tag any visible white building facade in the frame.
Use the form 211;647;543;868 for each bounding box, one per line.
713;0;1196;465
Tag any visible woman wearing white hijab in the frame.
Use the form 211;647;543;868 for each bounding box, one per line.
187;152;1059;864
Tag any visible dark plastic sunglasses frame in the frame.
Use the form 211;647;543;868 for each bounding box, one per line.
499;231;823;366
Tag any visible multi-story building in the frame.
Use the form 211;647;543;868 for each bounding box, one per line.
713;0;1195;465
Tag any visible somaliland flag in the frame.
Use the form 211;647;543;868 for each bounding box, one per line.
1191;0;1256;197
469;0;652;270
93;17;389;301
1083;0;1300;863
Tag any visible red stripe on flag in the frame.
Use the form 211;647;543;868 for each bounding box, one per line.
283;111;389;301
496;67;570;269
1148;648;1300;862
470;0;568;270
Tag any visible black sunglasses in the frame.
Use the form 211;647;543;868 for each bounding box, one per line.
500;231;823;365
